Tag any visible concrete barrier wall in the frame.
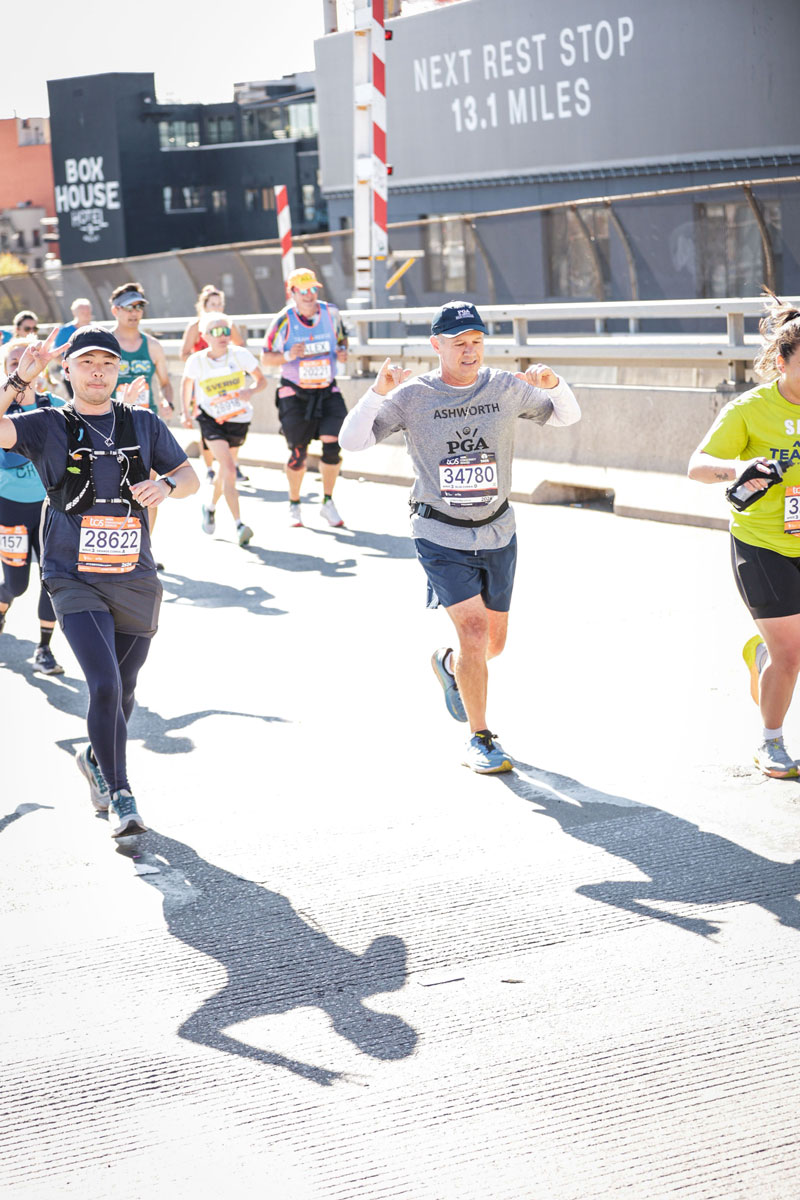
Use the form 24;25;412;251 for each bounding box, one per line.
164;354;734;478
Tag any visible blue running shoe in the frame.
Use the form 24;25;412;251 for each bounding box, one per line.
109;789;147;838
76;746;109;811
431;647;467;722
462;730;513;774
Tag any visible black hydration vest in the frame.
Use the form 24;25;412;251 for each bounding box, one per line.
46;402;150;515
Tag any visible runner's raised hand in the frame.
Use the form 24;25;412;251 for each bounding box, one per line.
515;363;559;390
116;377;148;406
375;357;412;396
16;327;66;382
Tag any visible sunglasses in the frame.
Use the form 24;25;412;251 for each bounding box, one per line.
19;324;38;333
124;302;146;311
293;286;319;295
207;325;231;338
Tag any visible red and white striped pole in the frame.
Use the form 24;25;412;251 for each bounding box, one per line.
275;184;296;282
371;0;388;261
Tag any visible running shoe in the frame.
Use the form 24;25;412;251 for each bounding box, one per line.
753;737;799;779
236;466;249;483
462;731;513;774
32;645;65;675
320;498;344;527
289;501;303;527
743;634;766;705
201;506;216;535
109;789;147;838
0;610;6;634
431;647;467;722
205;467;216;484
76;745;110;811
237;522;254;547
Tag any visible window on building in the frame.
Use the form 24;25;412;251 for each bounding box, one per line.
544;207;610;299
206;115;236;145
288;102;318;139
159;120;200;149
302;184;316;223
242;105;287;141
695;200;782;297
163;186;206;213
423;215;475;293
244;187;275;212
211;189;227;212
32;229;41;246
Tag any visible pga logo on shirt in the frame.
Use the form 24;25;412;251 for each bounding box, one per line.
446;426;489;454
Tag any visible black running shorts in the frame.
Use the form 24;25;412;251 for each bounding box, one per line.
196;412;250;449
277;379;347;448
731;535;800;620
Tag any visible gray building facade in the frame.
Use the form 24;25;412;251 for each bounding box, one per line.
314;0;800;305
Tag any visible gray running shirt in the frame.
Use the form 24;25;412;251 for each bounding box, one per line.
348;366;566;550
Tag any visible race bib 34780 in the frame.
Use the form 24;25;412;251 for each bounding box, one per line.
438;451;498;508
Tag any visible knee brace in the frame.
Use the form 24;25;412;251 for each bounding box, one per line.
287;444;308;471
321;440;342;466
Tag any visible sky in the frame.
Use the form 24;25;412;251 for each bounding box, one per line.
0;0;332;119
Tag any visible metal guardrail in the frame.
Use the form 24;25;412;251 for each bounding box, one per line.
40;297;791;383
140;298;780;383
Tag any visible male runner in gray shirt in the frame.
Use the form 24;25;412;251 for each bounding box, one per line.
340;300;580;774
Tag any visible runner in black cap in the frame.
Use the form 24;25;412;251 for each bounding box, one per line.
340;300;581;773
0;326;199;835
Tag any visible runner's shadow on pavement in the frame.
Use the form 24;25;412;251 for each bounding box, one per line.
501;760;800;939
243;543;357;578
0;803;54;835
56;707;287;759
308;525;417;560
159;573;285;616
0;632;85;716
124;830;417;1086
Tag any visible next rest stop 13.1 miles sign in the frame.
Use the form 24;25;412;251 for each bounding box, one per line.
314;0;800;191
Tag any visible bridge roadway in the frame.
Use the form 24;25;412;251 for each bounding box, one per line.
2;467;800;1199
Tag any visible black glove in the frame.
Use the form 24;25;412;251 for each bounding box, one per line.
725;460;784;511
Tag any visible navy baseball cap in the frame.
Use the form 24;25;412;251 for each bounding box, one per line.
65;326;122;360
431;300;487;337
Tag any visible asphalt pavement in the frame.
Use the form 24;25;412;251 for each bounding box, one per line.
3;466;800;1199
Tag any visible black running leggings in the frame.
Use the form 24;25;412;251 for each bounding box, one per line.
0;497;55;622
61;610;152;793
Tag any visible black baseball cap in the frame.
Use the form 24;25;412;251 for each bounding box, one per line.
65;326;122;360
431;300;487;337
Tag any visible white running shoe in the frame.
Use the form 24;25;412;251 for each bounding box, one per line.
754;737;799;779
289;501;303;527
320;498;344;527
201;506;216;535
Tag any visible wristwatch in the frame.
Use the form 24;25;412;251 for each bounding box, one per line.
161;475;177;494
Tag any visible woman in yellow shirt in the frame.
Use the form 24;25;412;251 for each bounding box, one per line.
689;292;800;778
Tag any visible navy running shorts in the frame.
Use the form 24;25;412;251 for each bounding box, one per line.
414;534;517;612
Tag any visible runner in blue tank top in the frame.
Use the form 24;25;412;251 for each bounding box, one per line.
0;338;66;674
